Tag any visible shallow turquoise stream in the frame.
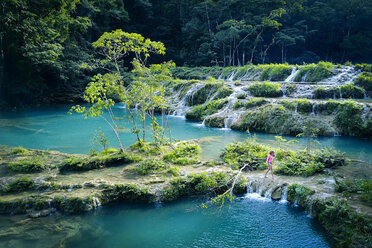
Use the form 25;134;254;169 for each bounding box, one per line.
0;104;370;248
0;197;334;248
1;104;371;163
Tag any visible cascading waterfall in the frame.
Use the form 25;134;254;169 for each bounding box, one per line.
172;83;205;116
320;66;361;85
311;103;316;115
294;102;298;114
92;197;101;208
282;84;287;98
264;188;273;199
339;87;343;99
285;68;299;82
361;104;370;122
279;186;288;204
227;71;236;82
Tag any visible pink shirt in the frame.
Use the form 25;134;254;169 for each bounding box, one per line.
267;154;275;163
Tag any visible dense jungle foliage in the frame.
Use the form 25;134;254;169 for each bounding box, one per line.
1;0;372;106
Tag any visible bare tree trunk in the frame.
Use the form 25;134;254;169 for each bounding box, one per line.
250;30;263;63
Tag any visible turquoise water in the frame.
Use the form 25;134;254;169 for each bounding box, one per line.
0;197;334;248
1;104;372;163
1;104;361;247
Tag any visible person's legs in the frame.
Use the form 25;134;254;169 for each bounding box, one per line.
264;164;270;178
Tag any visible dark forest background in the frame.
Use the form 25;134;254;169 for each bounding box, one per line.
1;0;371;106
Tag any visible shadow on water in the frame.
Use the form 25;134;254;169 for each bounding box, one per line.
0;198;334;248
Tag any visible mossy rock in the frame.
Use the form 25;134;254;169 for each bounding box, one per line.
204;115;225;128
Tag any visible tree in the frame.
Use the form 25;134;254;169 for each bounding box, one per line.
71;29;173;149
297;120;319;154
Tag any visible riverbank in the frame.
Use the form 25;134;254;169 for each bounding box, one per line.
0;143;371;247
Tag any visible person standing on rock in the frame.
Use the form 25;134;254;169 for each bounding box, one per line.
264;151;275;179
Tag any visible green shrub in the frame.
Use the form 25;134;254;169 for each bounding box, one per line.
260;63;293;81
237;93;246;99
355;72;372;92
340;83;366;98
185;105;205;121
233;98;268;110
188;172;230;194
313;198;372;247
275;148;345;176
275;151;324;176
220;139;274;170
313;148;346;168
8;156;46;173
294;62;334;82
6;177;35;192
187;82;221;106
163;142;201;165
287;184;315;205
248;81;282;97
186;98;228;121
313;87;332;99
10;147;33;155
214;85;233;99
285;84;298;96
135;158;167;175
334;100;364;136
335;178;372;204
355;63;372;72
59;152;142;172
167;166;180;177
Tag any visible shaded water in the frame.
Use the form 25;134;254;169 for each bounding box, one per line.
0;104;371;163
0;197;334;248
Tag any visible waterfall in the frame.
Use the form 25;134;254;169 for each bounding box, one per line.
319;66;361;85
238;68;250;81
279;186;288;204
361;104;370;122
67;185;73;192
173;83;205;116
307;202;313;218
227;71;236;82
311;103;316;115
282;84;287;98
339;87;342;99
302;71;310;82
264;188;273;199
364;92;367;99
92;197;101;208
294;102;298;114
285;68;299;82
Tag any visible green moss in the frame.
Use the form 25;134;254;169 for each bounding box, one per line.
355;63;372;72
334;100;364;136
220;139;272;170
134;158;167;175
8;156;46;172
287;184;315;205
188;172;231;194
260;63;293;81
6;177;35;193
10;146;33;155
340;84;366;98
59;152;142;172
294;62;334;82
203;115;225;128
248;81;282;97
163;142;201;165
233;98;268;110
187;82;221;106
214;85;233;99
312;198;372;248
236;93;246;99
355;72;372;92
185;105;205;121
185;98;228;121
334;178;372;204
